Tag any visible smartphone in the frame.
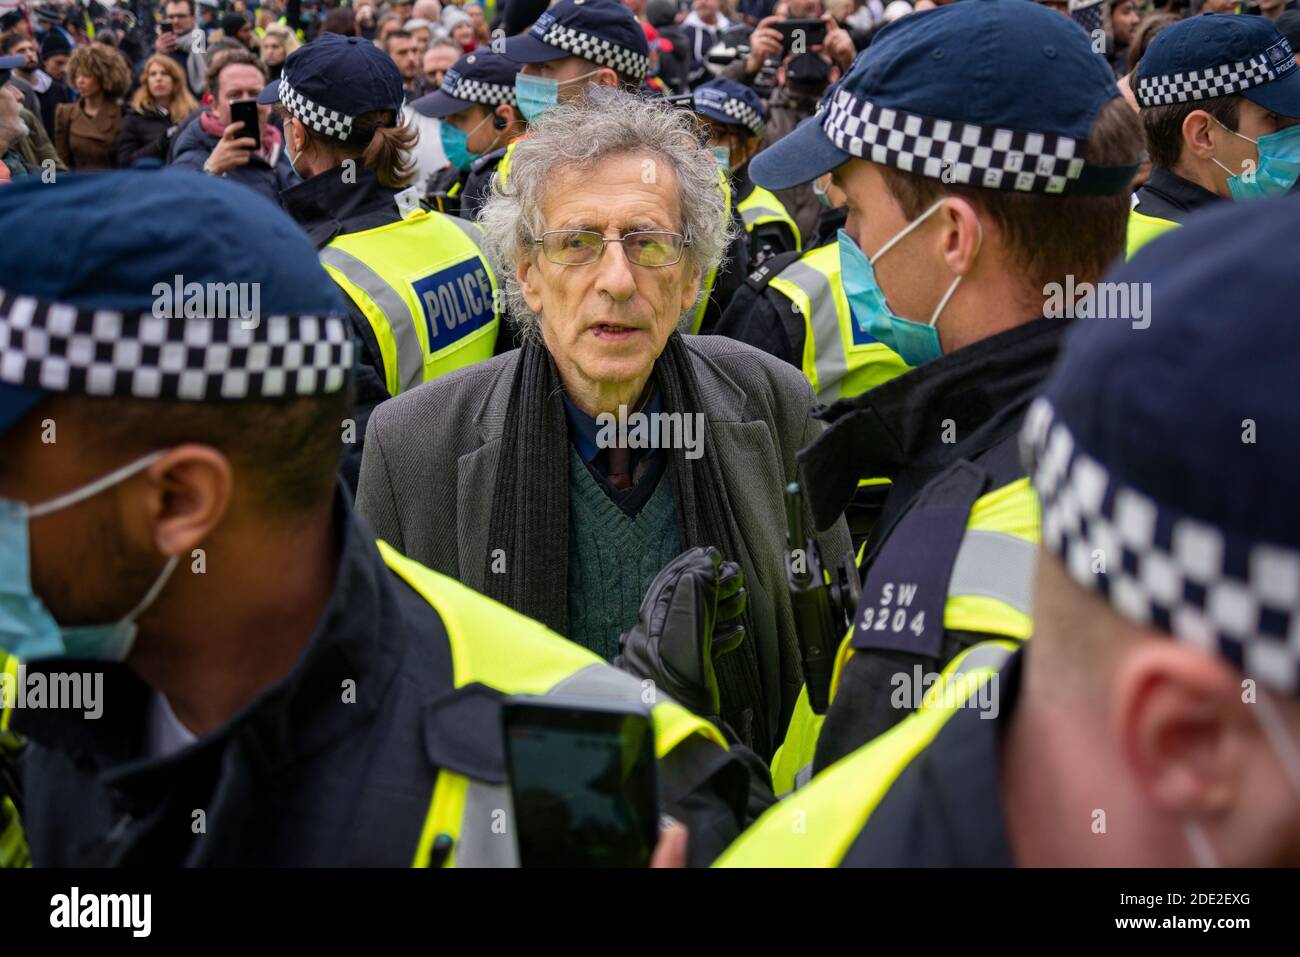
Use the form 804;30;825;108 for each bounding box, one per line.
229;98;260;146
159;22;173;33
502;696;659;868
775;17;827;51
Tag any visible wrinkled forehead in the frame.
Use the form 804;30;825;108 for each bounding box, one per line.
538;152;684;231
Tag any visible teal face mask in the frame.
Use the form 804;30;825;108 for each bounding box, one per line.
710;145;731;176
813;176;832;209
0;452;180;662
1213;119;1300;200
837;199;977;368
440;110;494;173
514;68;601;122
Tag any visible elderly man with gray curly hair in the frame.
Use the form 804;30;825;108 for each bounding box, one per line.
356;88;849;758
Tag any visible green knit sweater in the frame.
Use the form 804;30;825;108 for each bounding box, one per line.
566;448;681;661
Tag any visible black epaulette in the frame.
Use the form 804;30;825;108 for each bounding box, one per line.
743;249;804;295
469;146;507;175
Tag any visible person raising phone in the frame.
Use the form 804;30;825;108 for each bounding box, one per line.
168;48;296;206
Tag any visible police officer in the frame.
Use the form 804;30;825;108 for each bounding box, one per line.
721;197;1300;866
411;49;527;221
0;169;754;867
748;0;1144;793
695;78;801;266
688;78;800;335
267;33;502;491
715;112;909;407
1128;14;1300;256
504;0;650;126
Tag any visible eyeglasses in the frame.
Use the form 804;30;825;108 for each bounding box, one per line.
533;229;691;268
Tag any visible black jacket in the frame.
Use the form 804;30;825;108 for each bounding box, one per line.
799;318;1068;771
713;208;846;368
168;107;299;208
1133;165;1223;226
840;649;1022;866
10;495;754;865
116;106;175;167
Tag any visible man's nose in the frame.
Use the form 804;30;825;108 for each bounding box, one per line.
593;239;638;301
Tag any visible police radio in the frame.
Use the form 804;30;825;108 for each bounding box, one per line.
785;482;860;715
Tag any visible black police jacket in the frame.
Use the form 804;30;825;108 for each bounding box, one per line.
1133;165;1223;226
798;317;1067;772
712;208;847;369
839;649;1022;866
10;494;754;865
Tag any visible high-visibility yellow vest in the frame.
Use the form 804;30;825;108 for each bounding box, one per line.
0;654;28;868
0;551;723;869
736;184;801;251
767;242;910;403
769;477;1039;796
690;167;733;334
377;542;727;867
1126;208;1180;259
319;209;499;397
718;639;1014;867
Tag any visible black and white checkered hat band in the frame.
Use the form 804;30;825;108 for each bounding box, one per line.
822;90;1086;194
445;76;517;107
1136;48;1289;107
717;96;765;138
281;77;354;141
0;289;354;401
1023;396;1300;695
540;23;648;81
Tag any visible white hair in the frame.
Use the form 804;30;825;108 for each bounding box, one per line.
477;86;733;340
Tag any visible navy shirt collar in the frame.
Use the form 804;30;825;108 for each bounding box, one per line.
561;387;663;465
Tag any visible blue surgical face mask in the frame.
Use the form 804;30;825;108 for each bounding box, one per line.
440;110;494;172
514;68;601;122
0;452;180;662
1213;118;1300;200
837;199;978;368
710;145;731;176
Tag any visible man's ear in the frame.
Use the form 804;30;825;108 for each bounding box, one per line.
594;66;620;88
936;196;983;277
1113;642;1247;819
132;445;234;558
518;253;545;315
290;115;308;154
679;260;703;315
1183;109;1217;161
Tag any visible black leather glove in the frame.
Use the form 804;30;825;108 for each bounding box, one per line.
613;546;747;718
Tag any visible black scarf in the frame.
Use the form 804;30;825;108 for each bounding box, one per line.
483;333;769;748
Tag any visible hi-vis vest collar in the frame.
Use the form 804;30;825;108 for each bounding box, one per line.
798;316;1067;534
717;640;1016;867
378;543;725;867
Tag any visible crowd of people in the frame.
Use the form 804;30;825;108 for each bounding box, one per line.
1;0;1299;874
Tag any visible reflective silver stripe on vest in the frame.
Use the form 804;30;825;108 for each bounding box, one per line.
443;213;492;258
740;204;783;229
794;760;814;790
452;663;658;867
947;529;1036;616
781;259;846;402
318;245;425;394
953;641;1014;675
